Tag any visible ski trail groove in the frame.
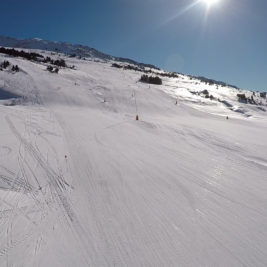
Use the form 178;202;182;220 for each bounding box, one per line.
5;114;94;265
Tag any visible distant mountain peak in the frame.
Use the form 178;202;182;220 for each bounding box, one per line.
32;38;43;41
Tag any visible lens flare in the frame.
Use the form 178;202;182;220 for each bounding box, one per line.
203;0;220;6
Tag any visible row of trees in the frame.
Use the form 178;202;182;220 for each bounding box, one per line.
112;63;179;79
43;56;66;67
0;60;10;69
0;47;67;68
12;65;19;72
140;75;162;85
0;47;43;61
0;60;19;72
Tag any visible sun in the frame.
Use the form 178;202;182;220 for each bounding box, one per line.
203;0;220;6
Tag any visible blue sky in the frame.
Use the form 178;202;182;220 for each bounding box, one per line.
1;0;266;91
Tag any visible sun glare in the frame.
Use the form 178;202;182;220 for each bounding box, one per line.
203;0;220;6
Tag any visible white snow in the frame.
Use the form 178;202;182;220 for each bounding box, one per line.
0;50;267;266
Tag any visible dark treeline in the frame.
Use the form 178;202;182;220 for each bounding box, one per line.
43;57;66;67
140;75;162;85
0;47;67;68
0;60;10;69
0;47;44;61
112;63;179;79
0;60;19;72
193;76;239;89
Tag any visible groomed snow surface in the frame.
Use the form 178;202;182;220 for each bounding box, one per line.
0;51;267;267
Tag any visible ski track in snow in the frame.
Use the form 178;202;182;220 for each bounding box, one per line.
0;51;267;266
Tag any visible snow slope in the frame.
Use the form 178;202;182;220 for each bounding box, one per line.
0;50;267;266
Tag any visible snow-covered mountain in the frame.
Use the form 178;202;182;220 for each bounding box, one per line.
0;42;267;267
0;35;158;69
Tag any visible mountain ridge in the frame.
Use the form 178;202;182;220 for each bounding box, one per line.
0;35;158;70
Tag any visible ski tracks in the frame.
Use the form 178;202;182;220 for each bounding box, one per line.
0;112;89;266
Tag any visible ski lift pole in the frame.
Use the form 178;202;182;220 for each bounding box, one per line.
134;89;139;120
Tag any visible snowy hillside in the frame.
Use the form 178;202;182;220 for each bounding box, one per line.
0;46;267;267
